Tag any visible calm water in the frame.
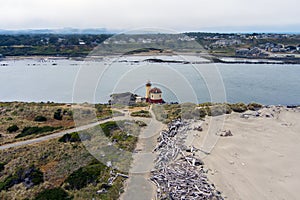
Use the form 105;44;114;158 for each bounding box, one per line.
0;58;299;105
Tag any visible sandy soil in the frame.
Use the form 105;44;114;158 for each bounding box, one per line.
191;107;300;200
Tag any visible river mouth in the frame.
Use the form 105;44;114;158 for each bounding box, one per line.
0;56;299;105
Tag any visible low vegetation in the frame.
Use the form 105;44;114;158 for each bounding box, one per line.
135;120;147;127
34;188;72;200
100;121;119;137
58;132;92;143
130;110;151;118
0;163;5;172
34;116;47;122
15;126;62;138
153;102;263;123
0;118;143;199
247;102;263;111
0;34;111;57
0;102;113;144
58;132;80;143
99;120;141;152
53;109;63;120
0;165;44;192
208;104;232;116
64;160;108;190
6;125;19;133
229;103;248;113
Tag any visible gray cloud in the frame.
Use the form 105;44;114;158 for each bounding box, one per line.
0;0;299;32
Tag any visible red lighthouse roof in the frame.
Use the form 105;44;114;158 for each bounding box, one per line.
146;82;152;87
149;87;162;94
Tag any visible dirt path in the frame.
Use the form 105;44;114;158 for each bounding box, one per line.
120;105;165;200
0;116;128;150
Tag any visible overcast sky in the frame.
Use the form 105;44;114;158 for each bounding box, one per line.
0;0;299;32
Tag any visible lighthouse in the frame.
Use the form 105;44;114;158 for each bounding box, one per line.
145;81;152;100
145;81;163;104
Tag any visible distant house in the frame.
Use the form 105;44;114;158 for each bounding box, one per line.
135;96;143;103
214;39;242;46
236;47;268;57
235;48;250;56
286;46;296;51
109;92;136;106
78;40;86;45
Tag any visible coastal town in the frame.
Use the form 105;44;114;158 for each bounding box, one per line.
1;33;300;60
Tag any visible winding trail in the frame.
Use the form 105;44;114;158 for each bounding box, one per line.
0;117;128;150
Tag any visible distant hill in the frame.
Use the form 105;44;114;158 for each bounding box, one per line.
0;28;115;35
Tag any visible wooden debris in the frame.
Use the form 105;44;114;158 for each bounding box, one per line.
193;126;203;131
150;119;223;200
219;130;233;137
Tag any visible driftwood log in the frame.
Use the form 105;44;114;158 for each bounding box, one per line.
151;119;223;200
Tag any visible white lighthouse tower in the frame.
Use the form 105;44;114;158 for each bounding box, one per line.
145;81;163;104
145;81;152;101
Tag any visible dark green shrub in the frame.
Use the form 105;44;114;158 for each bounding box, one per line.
0;163;5;172
65;162;107;190
224;104;233;114
135;120;147;127
248;102;263;111
210;104;232;116
34;188;72;200
206;106;212;116
198;102;213;107
230;103;248;113
161;113;169;119
15;126;61;138
192;108;207;118
0;174;17;191
172;108;181;117
30;168;44;185
54;109;63;120
0;166;43;191
59;132;83;143
100;121;118;137
34;116;47;122
113;134;137;152
130;110;151;118
7;125;19;133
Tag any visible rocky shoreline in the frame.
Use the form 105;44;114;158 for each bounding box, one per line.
2;55;300;65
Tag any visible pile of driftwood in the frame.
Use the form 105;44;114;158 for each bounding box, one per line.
151;119;223;200
96;170;128;194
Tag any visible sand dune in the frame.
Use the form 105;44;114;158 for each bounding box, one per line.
192;107;300;200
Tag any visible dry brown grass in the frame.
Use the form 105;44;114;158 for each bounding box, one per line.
0;138;94;199
0;102;75;144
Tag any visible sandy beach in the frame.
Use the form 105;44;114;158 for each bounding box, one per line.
191;107;300;199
